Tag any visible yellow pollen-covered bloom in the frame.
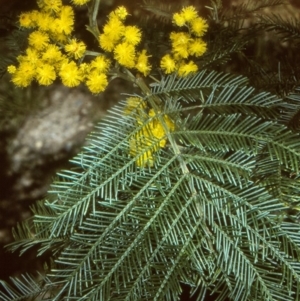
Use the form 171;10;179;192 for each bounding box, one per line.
36;12;55;31
99;34;116;52
42;44;63;63
170;32;190;59
170;32;190;46
123;26;141;45
90;56;111;73
37;0;62;13
36;64;56;85
160;54;176;74
28;31;49;50
124;97;147;115
7;65;16;74
59;61;82;87
114;42;136;68
72;0;91;6
55;5;74;35
79;63;91;79
173;12;185;27
18;48;40;67
103;15;125;43
189;38;207;57
19;11;38;28
129;110;175;167
85;71;108;94
114;6;128;20
65;39;86;59
181;6;198;22
172;44;189;59
11;62;36;87
136;50;151;76
190;17;208;37
178;60;198;77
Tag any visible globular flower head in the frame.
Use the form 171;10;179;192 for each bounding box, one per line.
36;12;55;31
19;48;40;67
42;44;63;65
173;12;186;27
136;50;151;76
7;65;16;74
85;71;108;94
36;64;56;85
114;42;136;68
123;26;141;45
28;31;49;50
37;0;62;14
19;11;39;28
103;15;125;43
79;63;91;79
11;62;36;87
181;6;198;22
54;5;74;35
170;32;190;48
59;60;83;87
178;60;198;77
99;34;116;52
124;97;146;115
90;56;111;73
189;38;207;57
65;39;86;59
190;17;208;37
160;54;176;74
129;109;175;167
113;6;128;20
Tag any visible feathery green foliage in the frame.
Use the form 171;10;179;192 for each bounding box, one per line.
2;69;300;301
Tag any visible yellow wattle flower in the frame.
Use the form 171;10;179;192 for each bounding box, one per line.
28;31;49;50
85;72;108;94
90;56;111;73
103;15;125;42
19;11;38;28
114;42;136;68
123;26;141;45
114;6;128;20
37;0;62;13
190;17;208;37
42;44;63;64
181;6;198;22
128;102;175;167
65;39;86;59
173;12;186;27
59;61;82;87
160;54;176;74
36;64;56;85
188;38;207;57
99;33;116;52
178;60;198;77
11;62;36;87
136;50;151;76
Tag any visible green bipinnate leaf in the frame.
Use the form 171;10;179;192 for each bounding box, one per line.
1;70;300;301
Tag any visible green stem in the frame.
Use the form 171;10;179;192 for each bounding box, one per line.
87;0;101;39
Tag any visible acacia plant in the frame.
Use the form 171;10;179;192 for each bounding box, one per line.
1;0;300;300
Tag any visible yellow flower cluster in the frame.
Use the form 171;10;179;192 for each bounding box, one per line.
99;8;151;76
125;97;175;167
160;6;208;77
7;0;108;94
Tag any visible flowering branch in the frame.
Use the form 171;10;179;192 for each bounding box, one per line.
6;0;209;167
